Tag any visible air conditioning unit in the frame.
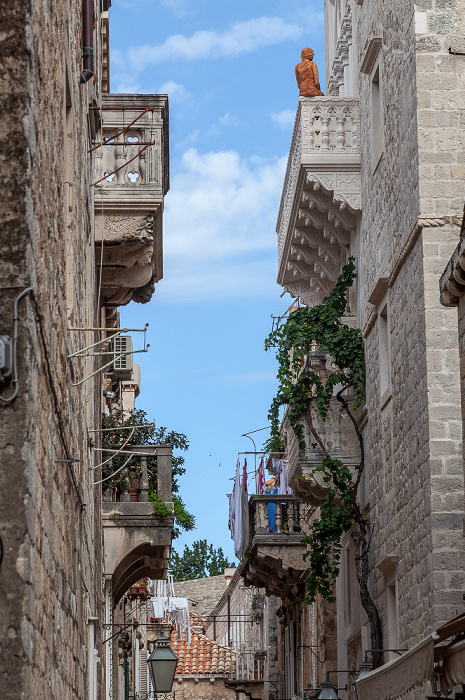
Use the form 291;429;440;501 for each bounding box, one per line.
112;335;133;376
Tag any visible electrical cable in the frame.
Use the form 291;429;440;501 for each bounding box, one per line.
80;504;89;593
89;427;135;470
31;295;84;506
93;453;135;485
0;287;33;404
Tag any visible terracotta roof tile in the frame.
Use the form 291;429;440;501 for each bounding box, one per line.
171;613;235;677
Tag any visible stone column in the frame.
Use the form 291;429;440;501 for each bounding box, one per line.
120;467;130;502
139;456;149;502
156;446;172;502
341;44;350;97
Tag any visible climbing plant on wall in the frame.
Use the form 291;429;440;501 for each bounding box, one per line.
265;258;384;667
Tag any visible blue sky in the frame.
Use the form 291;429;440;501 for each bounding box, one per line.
110;0;325;560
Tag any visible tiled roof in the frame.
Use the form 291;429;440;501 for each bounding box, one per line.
172;612;236;677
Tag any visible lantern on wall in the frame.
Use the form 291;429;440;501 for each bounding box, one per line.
317;677;342;700
147;632;178;694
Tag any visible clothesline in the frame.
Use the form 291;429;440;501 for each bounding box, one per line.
236;451;287;455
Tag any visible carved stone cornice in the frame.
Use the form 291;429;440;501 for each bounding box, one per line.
329;11;353;94
277;98;360;306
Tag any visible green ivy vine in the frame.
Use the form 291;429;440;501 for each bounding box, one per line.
265;258;384;664
265;258;364;602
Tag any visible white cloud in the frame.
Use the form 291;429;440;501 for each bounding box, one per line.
165;148;286;260
157;80;191;105
270;109;296;129
128;17;303;70
112;79;143;94
219;113;243;127
156;148;287;302
175;129;200;151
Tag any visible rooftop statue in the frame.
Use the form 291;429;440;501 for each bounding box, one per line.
295;48;325;97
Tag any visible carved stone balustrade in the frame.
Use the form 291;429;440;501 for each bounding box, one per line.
284;398;361;506
102;445;173;604
276;97;361;306
94;94;169;307
241;495;308;602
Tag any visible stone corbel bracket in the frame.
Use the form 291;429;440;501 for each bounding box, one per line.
94;93;169;307
440;232;465;307
277;97;361;306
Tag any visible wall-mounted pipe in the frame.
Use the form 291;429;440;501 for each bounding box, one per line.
80;0;94;83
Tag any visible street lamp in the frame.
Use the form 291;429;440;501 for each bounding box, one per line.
317;676;342;700
354;660;373;700
147;632;178;694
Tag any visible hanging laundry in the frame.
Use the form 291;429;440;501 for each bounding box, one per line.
257;457;266;495
271;457;283;476
229;460;243;559
151;597;165;619
149;595;191;644
266;487;278;531
241;460;249;554
277;460;292;495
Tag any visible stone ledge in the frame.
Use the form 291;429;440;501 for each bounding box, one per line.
102;501;173;517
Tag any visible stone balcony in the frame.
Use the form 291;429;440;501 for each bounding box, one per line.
94;93;169;307
276;97;360;305
241;495;307;602
285;400;361;506
102;445;173;604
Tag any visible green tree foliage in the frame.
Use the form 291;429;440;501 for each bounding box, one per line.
170;540;235;581
101;408;195;537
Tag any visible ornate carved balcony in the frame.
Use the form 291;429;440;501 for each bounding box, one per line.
94;94;169;307
284;400;361;506
276;97;361;305
102;446;173;604
241;495;307;602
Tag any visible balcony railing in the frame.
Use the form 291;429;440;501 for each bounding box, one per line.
249;494;303;539
230;647;266;682
276;97;361;306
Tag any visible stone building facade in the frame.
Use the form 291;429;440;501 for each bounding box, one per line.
270;0;465;698
0;2;172;699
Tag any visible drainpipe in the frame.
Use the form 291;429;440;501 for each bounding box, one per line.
227;594;231;647
80;0;94;83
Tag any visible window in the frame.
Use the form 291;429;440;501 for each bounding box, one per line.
377;555;399;662
360;38;383;170
371;65;384;168
378;302;391;407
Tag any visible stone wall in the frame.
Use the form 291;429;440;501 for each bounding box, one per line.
174;676;237;700
0;0;104;698
174;572;234;619
323;0;465;693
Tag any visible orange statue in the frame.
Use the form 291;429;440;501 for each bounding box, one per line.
295;48;324;97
